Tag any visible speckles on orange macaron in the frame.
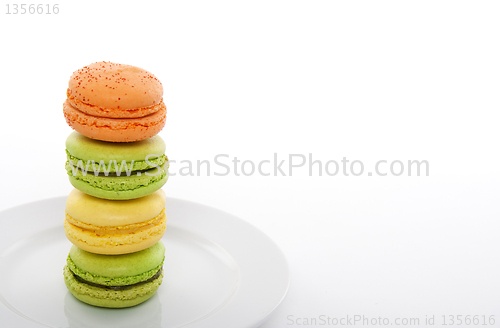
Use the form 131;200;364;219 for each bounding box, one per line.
68;61;163;113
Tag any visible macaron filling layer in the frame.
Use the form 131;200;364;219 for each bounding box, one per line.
64;210;167;251
66;162;167;192
64;99;167;130
72;268;163;291
66;151;167;174
65;208;166;236
64;266;163;301
67;255;164;287
67;90;164;118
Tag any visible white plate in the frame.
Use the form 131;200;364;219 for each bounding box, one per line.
0;197;289;328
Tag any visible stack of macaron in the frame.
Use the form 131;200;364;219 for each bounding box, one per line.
62;61;168;308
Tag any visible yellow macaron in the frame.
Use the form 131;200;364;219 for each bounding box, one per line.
64;189;166;255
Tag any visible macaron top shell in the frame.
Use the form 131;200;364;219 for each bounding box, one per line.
69;241;165;278
66;189;165;226
67;61;163;116
66;131;166;163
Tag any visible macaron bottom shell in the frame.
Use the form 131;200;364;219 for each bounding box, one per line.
67;167;168;200
64;221;166;255
63;266;163;308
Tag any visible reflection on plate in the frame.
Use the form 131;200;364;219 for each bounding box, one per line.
65;293;162;328
0;197;289;328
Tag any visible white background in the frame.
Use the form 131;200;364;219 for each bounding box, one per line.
1;1;500;327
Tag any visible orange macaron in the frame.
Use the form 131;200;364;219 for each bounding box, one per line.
63;61;166;142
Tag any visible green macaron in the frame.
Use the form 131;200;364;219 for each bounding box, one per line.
63;241;165;308
65;131;168;200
